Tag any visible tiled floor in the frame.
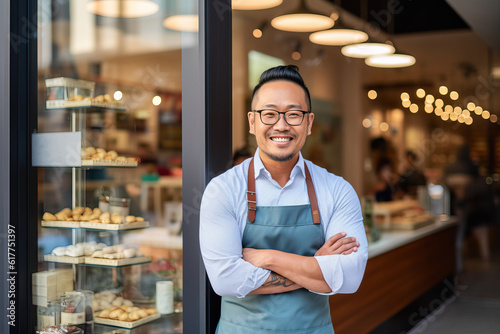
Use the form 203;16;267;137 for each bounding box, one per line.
408;248;500;334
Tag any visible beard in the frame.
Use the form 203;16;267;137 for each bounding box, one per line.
260;148;297;162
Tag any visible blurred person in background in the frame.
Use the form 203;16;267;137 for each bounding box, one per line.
398;150;427;198
445;146;495;269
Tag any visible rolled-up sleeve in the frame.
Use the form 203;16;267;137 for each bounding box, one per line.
199;177;270;298
313;180;368;295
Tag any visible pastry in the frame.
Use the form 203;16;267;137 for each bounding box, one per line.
52;246;66;256
111;213;123;224
123;248;136;259
125;215;136;223
135;217;144;222
55;212;68;221
42;212;57;221
118;312;130;321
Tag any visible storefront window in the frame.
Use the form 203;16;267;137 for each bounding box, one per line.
33;0;196;332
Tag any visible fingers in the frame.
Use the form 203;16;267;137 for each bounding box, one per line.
325;232;347;246
342;247;358;255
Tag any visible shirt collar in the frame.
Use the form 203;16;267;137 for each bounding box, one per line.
253;148;306;180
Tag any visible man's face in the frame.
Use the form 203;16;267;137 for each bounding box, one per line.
248;80;314;163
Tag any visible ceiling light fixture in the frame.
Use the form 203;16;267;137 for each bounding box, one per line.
365;54;416;68
86;0;159;18
232;0;283;10
341;42;395;58
163;14;199;32
309;28;368;46
271;0;334;33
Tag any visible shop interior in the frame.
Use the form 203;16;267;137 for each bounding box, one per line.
32;0;500;333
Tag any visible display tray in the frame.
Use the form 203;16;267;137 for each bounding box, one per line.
41;220;149;230
81;159;138;168
390;217;435;230
95;313;160;329
79;220;149;230
41;220;81;229
85;256;151;267
46;100;126;111
44;254;85;264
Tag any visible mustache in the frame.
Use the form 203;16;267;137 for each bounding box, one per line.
267;131;296;138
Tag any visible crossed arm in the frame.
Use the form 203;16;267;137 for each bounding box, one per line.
244;232;359;294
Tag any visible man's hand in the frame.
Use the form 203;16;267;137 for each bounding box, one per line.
242;248;270;268
315;232;359;256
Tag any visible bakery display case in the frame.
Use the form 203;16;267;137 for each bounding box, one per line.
33;78;177;333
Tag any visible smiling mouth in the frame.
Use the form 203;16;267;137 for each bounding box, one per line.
270;137;292;142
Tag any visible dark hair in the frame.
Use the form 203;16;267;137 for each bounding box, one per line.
251;65;311;111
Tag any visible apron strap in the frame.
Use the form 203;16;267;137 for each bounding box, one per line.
304;163;321;225
247;158;257;223
247;158;321;224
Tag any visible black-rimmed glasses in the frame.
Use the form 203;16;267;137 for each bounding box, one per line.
252;109;310;126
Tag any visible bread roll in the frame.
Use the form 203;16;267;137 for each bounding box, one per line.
125;216;136;223
135;217;144;222
111;214;123;224
123;249;136;259
112;297;124;307
60;208;73;216
73;207;84;216
98;309;110;318
128;311;140;321
118;312;130;322
109;308;124;319
145;308;156;315
55;212;68;221
137;309;148;318
42;212;57;221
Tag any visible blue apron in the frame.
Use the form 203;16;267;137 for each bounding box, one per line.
216;159;334;334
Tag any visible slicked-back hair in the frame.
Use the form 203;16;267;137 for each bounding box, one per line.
251;65;311;111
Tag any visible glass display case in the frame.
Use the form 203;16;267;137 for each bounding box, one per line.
32;1;189;332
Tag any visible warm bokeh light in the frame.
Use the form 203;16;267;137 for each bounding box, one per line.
474;106;483;115
462;110;470;118
402;100;411;108
439;86;448;95
291;51;301;60
275;14;335;33
152;95;162;106
409;104;419;113
368;90;378;100
400;92;409;101
113;90;123;101
465;117;473;125
435;107;443;116
253;28;263;38
453;106;462;115
425;104;433;113
441;113;450;121
444;105;453;113
379;122;389;132
467;102;475;111
450;113;458;121
163;15;199;32
450;91;459;100
458;114;465;123
482;110;490;119
435;99;444;108
416;89;425;98
425;94;435;104
491;114;498;123
362;118;372;128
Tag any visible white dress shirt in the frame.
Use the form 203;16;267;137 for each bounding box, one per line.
200;149;368;298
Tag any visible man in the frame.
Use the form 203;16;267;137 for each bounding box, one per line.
200;65;368;333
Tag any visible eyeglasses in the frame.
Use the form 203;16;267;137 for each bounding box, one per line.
252;109;310;126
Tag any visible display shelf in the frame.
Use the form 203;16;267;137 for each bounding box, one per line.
46;100;126;111
79;220;150;231
84;256;152;267
95;313;160;329
81;159;138;168
41;220;81;229
42;220;150;231
44;254;85;264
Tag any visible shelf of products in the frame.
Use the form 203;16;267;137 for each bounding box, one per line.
34;77;169;332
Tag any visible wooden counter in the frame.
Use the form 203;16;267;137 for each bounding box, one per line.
330;218;458;334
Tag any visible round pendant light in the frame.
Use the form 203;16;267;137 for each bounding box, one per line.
365;54;416;68
271;0;334;33
86;0;159;18
232;0;283;10
163;14;199;32
309;29;368;46
341;42;395;58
